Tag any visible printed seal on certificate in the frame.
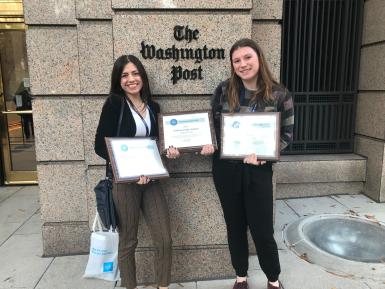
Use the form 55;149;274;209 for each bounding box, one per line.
158;110;217;153
105;137;169;183
220;112;281;161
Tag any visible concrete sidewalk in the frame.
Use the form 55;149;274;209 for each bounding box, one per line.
1;186;384;289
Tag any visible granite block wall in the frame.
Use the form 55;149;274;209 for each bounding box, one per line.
355;0;385;202
25;0;282;282
23;0;376;284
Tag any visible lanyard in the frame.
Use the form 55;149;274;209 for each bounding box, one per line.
240;87;257;112
126;98;150;137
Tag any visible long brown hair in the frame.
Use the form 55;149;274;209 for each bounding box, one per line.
227;38;277;112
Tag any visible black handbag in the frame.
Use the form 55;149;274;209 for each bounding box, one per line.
94;97;124;230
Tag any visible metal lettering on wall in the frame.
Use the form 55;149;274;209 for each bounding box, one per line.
140;25;226;84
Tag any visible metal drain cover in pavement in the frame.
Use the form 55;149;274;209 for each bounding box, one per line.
283;214;385;279
304;216;385;263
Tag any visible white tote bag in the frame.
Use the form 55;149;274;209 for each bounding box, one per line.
83;213;120;281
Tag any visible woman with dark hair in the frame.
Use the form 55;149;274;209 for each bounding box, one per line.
95;55;178;289
210;39;294;289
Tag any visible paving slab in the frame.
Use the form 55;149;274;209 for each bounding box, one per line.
0;186;22;202
249;255;260;271
279;249;371;289
246;201;299;270
197;278;234;289
284;196;349;216
196;270;266;289
138;282;197;289
332;194;385;223
0;191;40;223
14;211;42;235
166;282;196;289
0;188;40;246
364;280;385;289
247;269;269;288
16;185;39;196
274;200;300;250
216;252;264;274
35;255;113;289
0;234;52;289
35;254;197;289
0;222;21;245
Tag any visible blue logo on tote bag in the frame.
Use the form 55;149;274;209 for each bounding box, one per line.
103;262;113;272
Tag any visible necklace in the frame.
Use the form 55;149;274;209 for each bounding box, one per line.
127;96;146;115
132;101;145;113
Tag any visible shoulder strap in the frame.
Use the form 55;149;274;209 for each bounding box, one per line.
116;97;124;137
106;97;125;178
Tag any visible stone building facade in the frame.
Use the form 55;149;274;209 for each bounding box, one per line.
23;0;384;283
355;0;385;203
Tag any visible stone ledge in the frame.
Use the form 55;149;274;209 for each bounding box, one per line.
276;182;364;199
275;154;366;183
112;0;251;9
279;153;365;162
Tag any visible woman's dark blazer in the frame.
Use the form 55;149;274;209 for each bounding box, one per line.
94;93;160;161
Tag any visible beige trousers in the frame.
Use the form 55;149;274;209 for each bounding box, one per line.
112;181;172;289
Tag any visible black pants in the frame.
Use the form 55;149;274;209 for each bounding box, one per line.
21;115;34;138
213;156;280;282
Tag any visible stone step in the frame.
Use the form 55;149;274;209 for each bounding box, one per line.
274;154;366;199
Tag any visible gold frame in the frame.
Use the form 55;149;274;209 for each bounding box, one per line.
0;0;26;29
0;72;37;185
0;1;37;184
0;0;23;17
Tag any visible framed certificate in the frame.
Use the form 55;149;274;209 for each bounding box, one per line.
220;112;280;160
105;137;169;183
158;110;217;153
